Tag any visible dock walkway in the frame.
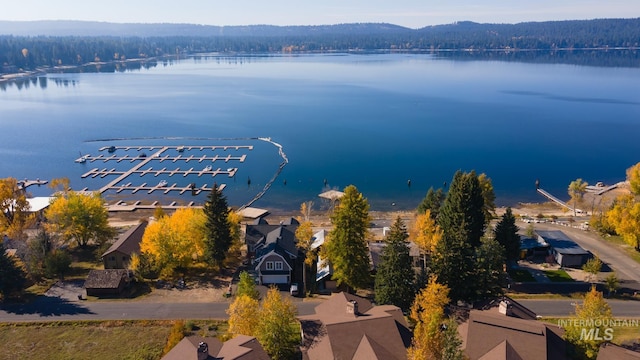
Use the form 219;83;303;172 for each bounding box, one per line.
536;188;584;214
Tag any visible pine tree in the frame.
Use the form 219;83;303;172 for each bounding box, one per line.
474;237;506;299
433;170;487;302
438;170;486;248
417;187;444;218
325;185;371;291
0;241;27;301
494;207;521;262
374;216;415;312
203;184;232;267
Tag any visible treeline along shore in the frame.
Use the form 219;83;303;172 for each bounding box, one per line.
1;18;640;77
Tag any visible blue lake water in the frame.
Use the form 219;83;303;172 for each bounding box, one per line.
1;53;640;211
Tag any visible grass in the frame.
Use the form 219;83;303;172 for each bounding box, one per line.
544;269;575;282
508;268;536;282
0;320;228;360
600;234;640;264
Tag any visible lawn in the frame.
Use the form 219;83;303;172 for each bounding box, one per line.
544;269;574;282
0;320;226;360
508;268;536;282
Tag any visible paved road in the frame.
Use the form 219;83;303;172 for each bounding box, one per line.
0;297;321;322
533;223;640;284
519;299;640;318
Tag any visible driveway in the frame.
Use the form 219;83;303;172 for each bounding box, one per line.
533;223;640;284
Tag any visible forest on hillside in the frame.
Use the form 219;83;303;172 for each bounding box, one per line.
1;18;639;72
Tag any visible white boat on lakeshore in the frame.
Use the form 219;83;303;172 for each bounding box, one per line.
204;165;213;171
158;180;168;187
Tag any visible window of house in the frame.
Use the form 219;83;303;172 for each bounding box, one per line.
111;256;116;261
275;261;283;270
266;261;274;270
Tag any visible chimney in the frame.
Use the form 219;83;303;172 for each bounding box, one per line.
498;301;513;316
346;300;359;316
197;341;208;360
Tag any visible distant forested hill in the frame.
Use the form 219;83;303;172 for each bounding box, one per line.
1;18;639;72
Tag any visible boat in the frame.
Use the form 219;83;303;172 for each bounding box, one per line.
75;152;90;163
177;146;185;152
227;168;234;172
158;180;168;187
107;146;116;153
204;165;213;171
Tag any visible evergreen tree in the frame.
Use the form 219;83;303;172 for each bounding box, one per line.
374;216;415;312
417;187;444;218
325;185;371;291
441;317;465;360
203;184;232;267
0;241;27;301
494;207;521;262
433;170;486;302
438;170;486;248
478;173;496;224
474;237;506;299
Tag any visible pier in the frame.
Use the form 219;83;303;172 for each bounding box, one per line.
17;178;48;190
537;188;584;214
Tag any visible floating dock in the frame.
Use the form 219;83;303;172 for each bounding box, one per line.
75;144;252;210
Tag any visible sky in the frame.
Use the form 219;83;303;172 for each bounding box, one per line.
2;0;639;29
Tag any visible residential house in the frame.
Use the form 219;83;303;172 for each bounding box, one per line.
458;297;567;359
536;230;590;267
597;343;640;360
299;292;412;360
163;334;270;360
84;269;133;297
102;220;148;269
245;217;301;286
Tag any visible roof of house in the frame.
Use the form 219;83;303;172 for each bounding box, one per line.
299;292;411;360
84;269;130;289
27;197;54;212
459;298;567;360
535;230;589;255
103;220;148;258
597;343;640;360
162;335;270;360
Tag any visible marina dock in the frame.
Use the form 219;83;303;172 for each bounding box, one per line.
74;144;252;210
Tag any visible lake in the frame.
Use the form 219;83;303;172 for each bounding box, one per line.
1;53;639;212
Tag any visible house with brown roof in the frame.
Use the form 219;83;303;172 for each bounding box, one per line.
84;269;133;297
162;334;270;360
597;343;640;360
299;292;412;360
458;298;567;360
102;220;148;269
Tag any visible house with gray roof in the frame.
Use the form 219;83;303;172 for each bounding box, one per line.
102;220;148;269
536;230;590;267
245;218;301;286
84;269;133;297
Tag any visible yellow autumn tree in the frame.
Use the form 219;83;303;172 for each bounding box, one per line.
227;294;260;336
627;162;640;195
0;177;35;240
606;194;640;251
140;208;206;276
564;286;613;359
411;210;443;268
45;190;113;247
408;276;451;360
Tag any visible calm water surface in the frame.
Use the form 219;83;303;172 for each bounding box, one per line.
1;53;639;211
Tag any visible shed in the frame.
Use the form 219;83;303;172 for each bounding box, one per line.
536;230;590;267
84;269;132;297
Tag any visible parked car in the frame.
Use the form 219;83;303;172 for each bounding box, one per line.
290;283;299;297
